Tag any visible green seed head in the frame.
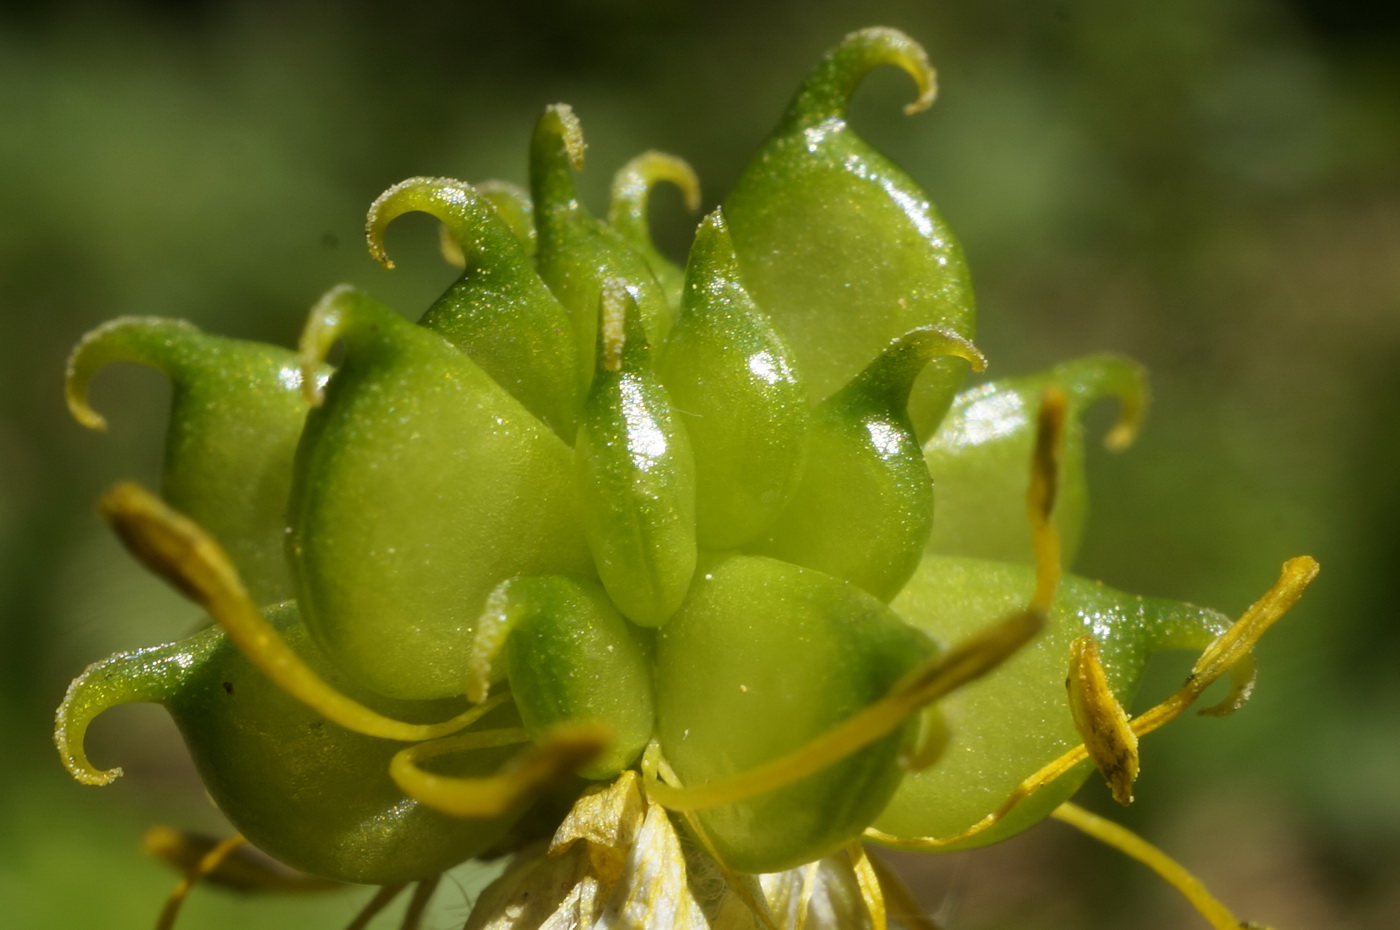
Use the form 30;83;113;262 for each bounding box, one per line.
53;24;1316;930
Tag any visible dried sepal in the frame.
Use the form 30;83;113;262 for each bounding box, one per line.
463;770;893;930
142;826;340;893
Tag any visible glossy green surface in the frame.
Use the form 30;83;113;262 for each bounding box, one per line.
924;355;1147;566
65;318;319;604
725;27;975;438
750;327;960;600
875;556;1229;848
499;576;655;779
288;287;590;700
574;284;696;628
58;605;529;884
370;176;581;439
657;553;936;872
657;209;808;549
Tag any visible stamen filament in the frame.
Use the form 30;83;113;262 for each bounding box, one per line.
391;725;608;818
846;843;888;930
1051;802;1261;930
864;853;945;930
155;834;248;930
865;556;1319;850
647;607;1040;812
142;826;339;893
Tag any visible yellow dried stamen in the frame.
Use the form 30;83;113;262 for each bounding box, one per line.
1029;386;1067;612
1052;802;1269;930
793;861;821;930
391;725;608;818
155;834;248;930
640;745;782;929
1066;635;1139;805
142;826;339;893
98;482;503;743
865;555;1319;851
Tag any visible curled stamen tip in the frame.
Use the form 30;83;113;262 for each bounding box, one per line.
64;379;108;432
64;327;112;429
859;327;986;402
902;326;987;371
613;151;703;214
852;26;941;115
364;189;398;269
825;26;938;117
1103;361;1148;451
64;317;201;432
954;336;988;372
54;717;123;785
1102;421;1138;453
544;103;587;171
1284;554;1321;583
366;177;478;270
298;286;358;406
68;759;121;786
464;580;517;705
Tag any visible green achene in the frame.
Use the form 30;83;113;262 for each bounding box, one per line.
55;605;533;885
53;25;1317;930
289;286;590;700
368;176;582;440
873;557;1231;848
65;318;323;604
656;552;937;873
657;208;808;550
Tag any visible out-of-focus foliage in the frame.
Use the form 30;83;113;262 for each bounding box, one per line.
1;1;1396;928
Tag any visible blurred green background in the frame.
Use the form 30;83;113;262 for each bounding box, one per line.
1;1;1396;928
